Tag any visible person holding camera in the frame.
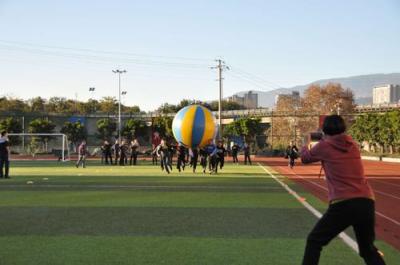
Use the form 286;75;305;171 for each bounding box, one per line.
300;115;385;265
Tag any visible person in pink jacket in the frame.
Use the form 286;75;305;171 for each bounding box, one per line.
300;115;385;265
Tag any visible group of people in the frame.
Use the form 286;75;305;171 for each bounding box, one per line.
154;139;227;174
100;138;140;166
74;137;253;171
75;138;141;168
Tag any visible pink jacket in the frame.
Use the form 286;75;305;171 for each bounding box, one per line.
301;134;374;202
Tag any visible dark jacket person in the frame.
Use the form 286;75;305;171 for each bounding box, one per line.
0;131;10;178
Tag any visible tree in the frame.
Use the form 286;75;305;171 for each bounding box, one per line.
348;115;367;145
208;100;246;111
0;97;28;113
96;118;117;140
27;137;40;158
301;83;355;115
239;118;263;142
28;118;56;152
28;97;46;112
60;121;87;148
389;110;400;151
223;117;264;148
157;103;179;114
122;119;147;140
269;93;301;148
152;116;173;139
223;121;242;138
0;117;23;145
121;105;141;114
98;97;118;114
46;97;72;114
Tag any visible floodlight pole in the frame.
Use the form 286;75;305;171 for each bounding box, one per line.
112;69;127;142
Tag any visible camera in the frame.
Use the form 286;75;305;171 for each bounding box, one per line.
310;132;323;141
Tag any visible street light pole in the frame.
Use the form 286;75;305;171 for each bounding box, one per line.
89;87;96;112
112;69;127;142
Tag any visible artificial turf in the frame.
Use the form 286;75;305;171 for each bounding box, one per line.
0;161;398;265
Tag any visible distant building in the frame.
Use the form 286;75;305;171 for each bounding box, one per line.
372;84;400;105
275;91;300;105
227;91;258;109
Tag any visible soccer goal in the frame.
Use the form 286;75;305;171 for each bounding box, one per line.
8;133;70;161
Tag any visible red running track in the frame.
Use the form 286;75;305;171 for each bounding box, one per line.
260;157;400;251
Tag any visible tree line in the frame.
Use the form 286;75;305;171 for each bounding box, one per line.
349;111;400;154
0;96;141;115
0;96;246;116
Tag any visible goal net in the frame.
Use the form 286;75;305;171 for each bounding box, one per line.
8;133;70;161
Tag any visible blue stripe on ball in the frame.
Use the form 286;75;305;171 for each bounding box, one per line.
192;106;205;147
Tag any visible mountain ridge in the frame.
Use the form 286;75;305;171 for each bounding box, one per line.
233;73;400;107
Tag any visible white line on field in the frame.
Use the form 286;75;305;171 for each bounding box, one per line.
257;163;359;253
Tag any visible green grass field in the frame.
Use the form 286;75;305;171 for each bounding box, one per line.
0;161;399;265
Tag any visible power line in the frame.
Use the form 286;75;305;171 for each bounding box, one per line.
230;66;283;89
228;71;277;91
0;39;211;63
0;43;212;69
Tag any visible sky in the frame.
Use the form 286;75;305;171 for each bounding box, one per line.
0;0;399;111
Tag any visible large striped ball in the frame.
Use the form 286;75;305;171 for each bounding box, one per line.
172;105;217;149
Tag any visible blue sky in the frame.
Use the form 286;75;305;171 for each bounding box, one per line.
0;0;399;111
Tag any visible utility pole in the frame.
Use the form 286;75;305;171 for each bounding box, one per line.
112;69;127;142
211;59;229;139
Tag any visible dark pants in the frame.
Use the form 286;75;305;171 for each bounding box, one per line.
302;198;386;265
0;156;9;178
208;155;217;173
289;157;295;168
217;156;224;169
200;156;208;173
232;152;238;163
244;153;251;165
119;154;127;166
130;152;138;165
190;155;199;173
105;152;113;164
177;155;185;172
